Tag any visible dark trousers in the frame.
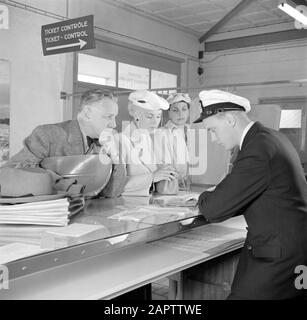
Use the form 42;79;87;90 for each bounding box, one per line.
227;291;307;300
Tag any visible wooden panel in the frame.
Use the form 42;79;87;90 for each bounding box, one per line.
184;278;231;300
183;250;240;300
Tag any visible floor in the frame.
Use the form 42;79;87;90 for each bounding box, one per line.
152;277;169;300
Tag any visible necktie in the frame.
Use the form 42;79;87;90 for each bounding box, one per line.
86;136;101;154
184;125;188;144
172;128;178;167
86;136;101;147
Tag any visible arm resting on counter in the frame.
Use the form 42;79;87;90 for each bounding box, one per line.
121;172;153;196
198;142;270;223
101;164;127;198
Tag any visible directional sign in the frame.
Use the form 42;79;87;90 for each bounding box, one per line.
41;15;95;56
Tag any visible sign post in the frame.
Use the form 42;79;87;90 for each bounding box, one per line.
41;15;95;55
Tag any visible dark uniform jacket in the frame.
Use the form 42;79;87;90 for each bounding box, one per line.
4;120;126;198
198;122;307;299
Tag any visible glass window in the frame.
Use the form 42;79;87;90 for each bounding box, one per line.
0;60;10;166
151;70;177;90
118;63;149;90
156;89;177;96
78;54;116;86
279;109;302;128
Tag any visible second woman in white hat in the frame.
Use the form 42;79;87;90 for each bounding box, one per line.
155;92;191;190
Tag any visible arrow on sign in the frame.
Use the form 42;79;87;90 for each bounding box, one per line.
46;39;87;51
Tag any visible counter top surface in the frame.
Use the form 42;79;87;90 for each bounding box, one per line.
0;188;207;265
0;216;247;300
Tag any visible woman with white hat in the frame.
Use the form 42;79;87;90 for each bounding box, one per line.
156;92;191;190
100;90;178;196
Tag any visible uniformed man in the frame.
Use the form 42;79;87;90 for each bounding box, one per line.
194;89;307;300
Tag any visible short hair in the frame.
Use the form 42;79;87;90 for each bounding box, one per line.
169;101;190;110
79;89;115;111
214;110;248;122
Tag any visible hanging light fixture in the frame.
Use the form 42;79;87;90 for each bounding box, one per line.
278;0;307;26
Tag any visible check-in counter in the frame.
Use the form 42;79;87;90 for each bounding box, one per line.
0;188;246;300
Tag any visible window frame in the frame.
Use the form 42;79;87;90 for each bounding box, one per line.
259;96;307;163
74;38;180;92
118;61;150;91
279;109;302;129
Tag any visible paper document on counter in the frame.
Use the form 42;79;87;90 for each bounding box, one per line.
41;223;106;237
152;224;247;254
0;225;58;246
40;223;110;249
0;242;48;264
109;205;195;224
152;192;200;207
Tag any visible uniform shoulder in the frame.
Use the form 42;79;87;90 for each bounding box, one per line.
246;125;278;159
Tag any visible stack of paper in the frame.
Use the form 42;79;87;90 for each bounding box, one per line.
41;223;110;249
0;198;83;226
0;243;48;264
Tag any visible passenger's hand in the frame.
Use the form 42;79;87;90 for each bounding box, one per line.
206;186;216;192
99;129;120;163
153;165;179;183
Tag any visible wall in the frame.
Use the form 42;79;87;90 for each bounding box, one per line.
0;0;73;155
200;40;307;102
185;39;307;98
1;0;200;155
68;0;199;59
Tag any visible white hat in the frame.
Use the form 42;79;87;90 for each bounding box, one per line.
167;93;191;106
194;89;251;123
128;90;169;111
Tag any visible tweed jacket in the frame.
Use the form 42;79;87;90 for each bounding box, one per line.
4;120;126;198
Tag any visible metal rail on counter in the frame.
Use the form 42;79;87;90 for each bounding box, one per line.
4;195;208;280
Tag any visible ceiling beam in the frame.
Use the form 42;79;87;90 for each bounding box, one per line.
291;0;307;5
204;29;307;52
199;0;252;44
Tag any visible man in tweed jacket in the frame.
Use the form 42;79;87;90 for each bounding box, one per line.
3;89;126;198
